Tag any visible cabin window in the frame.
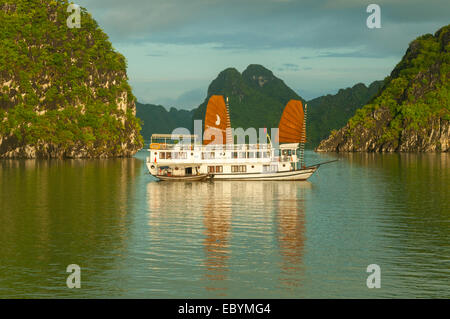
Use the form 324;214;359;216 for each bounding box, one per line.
159;152;165;159
232;165;246;173
215;166;223;173
202;152;215;159
208;166;215;173
173;152;187;159
262;152;269;158
232;152;238;159
239;152;246;158
248;152;255;158
264;165;277;172
282;149;293;156
166;152;172;159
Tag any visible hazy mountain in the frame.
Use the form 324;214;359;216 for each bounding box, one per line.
154;88;206;110
136;103;194;141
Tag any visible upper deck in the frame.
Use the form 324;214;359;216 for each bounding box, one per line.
148;134;299;165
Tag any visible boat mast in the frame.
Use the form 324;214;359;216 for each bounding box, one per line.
225;97;233;144
298;103;307;168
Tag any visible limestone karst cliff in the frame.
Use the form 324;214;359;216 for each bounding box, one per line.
317;25;449;153
0;0;143;158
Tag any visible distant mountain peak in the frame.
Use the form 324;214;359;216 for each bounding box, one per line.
243;64;274;76
243;64;276;88
218;67;241;77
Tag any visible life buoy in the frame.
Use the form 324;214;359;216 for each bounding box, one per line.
150;143;160;150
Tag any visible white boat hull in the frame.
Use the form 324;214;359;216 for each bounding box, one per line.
147;161;324;182
210;166;318;181
155;174;210;182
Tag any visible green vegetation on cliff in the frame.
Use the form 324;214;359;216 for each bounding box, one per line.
0;0;142;158
318;25;450;152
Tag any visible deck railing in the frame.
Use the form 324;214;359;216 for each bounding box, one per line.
151;143;272;151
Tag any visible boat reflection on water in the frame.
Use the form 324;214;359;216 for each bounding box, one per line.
275;182;309;290
202;183;232;295
146;180;311;296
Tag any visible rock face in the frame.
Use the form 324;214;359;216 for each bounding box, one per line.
0;0;143;158
317;25;450;153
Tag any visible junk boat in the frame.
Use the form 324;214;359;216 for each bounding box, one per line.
146;95;333;181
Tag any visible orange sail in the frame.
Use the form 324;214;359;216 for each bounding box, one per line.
204;95;232;145
278;100;306;143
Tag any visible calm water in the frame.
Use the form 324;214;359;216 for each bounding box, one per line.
0;150;449;298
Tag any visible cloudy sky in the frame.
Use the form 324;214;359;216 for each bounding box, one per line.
76;0;449;108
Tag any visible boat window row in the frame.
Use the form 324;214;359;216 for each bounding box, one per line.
263;165;278;173
208;166;223;173
159;152;187;159
158;150;289;160
230;151;271;159
201;151;272;159
231;165;247;173
202;152;216;159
